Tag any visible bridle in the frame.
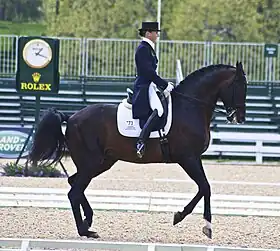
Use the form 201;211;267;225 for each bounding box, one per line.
172;72;245;121
173;90;229;117
224;72;247;122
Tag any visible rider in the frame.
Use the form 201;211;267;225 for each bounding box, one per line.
132;21;175;158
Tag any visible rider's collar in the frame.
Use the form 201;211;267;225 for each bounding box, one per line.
142;37;155;50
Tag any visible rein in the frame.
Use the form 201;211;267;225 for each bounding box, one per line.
172;90;228;116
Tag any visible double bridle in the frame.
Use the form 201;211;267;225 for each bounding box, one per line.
173;90;229;116
172;75;242;122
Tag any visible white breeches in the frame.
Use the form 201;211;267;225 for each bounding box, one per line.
148;83;164;117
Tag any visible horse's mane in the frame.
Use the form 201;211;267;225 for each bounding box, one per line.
180;64;236;86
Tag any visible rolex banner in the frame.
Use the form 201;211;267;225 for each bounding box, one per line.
16;36;60;94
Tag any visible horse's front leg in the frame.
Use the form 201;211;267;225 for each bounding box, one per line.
173;156;212;238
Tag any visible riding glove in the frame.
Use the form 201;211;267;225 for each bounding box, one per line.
164;82;175;96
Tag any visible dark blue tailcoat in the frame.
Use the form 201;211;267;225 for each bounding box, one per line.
132;41;168;119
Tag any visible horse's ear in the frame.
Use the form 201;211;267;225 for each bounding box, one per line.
236;61;243;70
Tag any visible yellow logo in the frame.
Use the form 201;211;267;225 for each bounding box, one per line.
20;82;51;91
32;72;41;83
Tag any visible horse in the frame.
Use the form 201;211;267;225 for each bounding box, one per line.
29;61;247;239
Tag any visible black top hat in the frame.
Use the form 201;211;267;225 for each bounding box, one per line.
139;22;160;32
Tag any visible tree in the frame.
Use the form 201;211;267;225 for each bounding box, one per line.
257;0;280;43
164;0;263;42
0;0;43;21
44;0;158;38
42;0;280;43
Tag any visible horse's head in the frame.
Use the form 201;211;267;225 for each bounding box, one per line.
219;61;247;124
174;62;247;125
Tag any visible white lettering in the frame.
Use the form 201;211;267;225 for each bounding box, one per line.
0;136;6;143
0;136;20;144
15;144;23;151
0;143;24;152
6;136;14;144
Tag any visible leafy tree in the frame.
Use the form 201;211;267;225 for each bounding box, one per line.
1;0;280;43
44;0;157;38
257;0;280;43
41;0;280;79
164;0;262;42
42;0;280;43
0;0;43;21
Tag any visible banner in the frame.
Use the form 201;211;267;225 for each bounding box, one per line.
0;128;33;158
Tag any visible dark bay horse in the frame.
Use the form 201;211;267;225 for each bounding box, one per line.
29;62;247;239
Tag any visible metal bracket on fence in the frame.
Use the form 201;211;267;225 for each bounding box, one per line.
15;125;34;165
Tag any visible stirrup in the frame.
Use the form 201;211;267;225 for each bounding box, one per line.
136;141;145;158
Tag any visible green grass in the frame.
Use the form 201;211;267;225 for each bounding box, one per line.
0;21;46;36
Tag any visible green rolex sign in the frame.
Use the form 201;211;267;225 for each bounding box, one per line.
16;36;60;93
264;44;278;58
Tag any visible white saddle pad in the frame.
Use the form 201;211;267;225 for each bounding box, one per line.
117;95;172;138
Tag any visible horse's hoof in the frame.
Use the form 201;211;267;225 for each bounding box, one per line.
78;220;95;237
202;226;212;239
87;231;100;239
79;230;100;238
173;212;183;225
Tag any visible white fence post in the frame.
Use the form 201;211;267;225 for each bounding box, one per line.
256;140;263;164
148;244;156;251
20;240;30;251
176;59;183;85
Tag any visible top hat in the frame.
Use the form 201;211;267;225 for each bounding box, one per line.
139;22;161;32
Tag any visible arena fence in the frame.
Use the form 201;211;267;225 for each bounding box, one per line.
0;35;279;81
0;238;279;251
206;132;280;164
1;187;280;217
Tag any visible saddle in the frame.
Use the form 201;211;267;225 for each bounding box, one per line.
126;87;168;129
117;88;172;138
117;88;172;162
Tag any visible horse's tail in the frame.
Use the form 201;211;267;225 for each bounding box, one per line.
29;108;69;165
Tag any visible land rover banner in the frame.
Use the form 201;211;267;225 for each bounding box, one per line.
0;128;33;158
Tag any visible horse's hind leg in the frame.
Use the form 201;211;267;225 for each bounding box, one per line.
68;157;117;233
65;123;103;238
68;171;96;237
174;156;212;238
68;157;116;238
68;173;94;228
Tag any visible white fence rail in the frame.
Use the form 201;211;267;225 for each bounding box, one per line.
1;35;279;80
204;132;280;164
1;187;280;217
1;238;279;251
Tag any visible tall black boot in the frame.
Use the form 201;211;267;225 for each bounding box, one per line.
136;109;160;158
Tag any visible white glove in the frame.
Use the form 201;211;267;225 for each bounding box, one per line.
164;82;175;97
